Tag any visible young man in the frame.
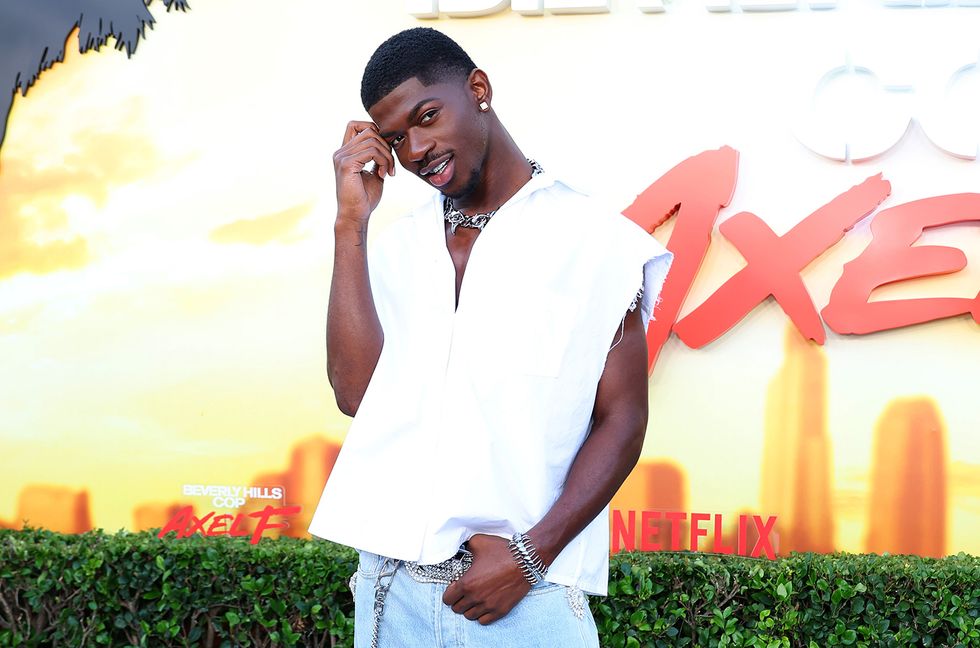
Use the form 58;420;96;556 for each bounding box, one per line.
309;27;673;648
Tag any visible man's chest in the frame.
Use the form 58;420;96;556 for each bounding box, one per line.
384;225;598;379
444;225;481;309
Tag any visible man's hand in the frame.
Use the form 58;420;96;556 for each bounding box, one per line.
442;534;531;625
333;120;396;226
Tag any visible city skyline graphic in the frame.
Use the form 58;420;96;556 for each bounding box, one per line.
5;326;973;559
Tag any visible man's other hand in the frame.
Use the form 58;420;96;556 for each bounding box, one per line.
442;533;531;625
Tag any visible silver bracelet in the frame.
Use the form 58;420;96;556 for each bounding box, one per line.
508;532;549;585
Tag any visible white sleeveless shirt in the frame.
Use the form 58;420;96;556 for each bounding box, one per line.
308;171;673;595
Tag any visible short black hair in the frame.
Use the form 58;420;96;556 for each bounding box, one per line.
361;27;477;111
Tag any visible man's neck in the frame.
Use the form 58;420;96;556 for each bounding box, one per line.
450;128;531;215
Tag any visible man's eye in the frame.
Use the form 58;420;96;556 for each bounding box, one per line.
420;109;438;124
391;135;404;148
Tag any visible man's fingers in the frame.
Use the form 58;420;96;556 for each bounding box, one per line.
342;122;396;175
342;120;378;146
463;605;487;621
452;597;479;615
477;613;496;626
348;138;395;177
442;581;463;606
337;152;384;178
337;140;395;178
336;131;395;177
358;140;396;177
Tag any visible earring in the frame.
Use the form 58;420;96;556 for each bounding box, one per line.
479;101;490;111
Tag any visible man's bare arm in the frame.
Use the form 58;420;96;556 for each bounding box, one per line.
443;305;649;624
528;305;648;566
327;120;396;416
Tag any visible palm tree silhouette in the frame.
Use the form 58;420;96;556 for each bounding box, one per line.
0;0;189;158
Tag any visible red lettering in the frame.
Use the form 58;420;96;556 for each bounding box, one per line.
248;505;301;545
674;175;892;347
738;514;748;556
689;512;710;552
664;511;687;551
158;507;301;543
622;150;980;361
750;515;778;559
712;514;734;554
640;510;662;551
823;194;980;334
157;505;195;539
228;513;251;537
608;510;777;557
205;514;232;536
185;511;215;536
622;147;739;372
611;509;635;553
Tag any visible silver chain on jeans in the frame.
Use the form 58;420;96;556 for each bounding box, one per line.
369;549;473;648
370;558;401;648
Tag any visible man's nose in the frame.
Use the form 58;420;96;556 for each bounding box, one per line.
406;131;434;164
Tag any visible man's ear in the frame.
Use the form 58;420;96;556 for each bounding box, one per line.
468;68;492;111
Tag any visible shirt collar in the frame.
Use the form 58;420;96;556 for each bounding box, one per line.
428;162;572;214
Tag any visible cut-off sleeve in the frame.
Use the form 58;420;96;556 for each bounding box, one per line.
609;282;645;351
628;283;644;313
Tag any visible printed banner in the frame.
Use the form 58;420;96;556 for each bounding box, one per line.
1;0;978;558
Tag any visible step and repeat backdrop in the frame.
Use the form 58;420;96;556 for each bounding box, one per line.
1;0;978;558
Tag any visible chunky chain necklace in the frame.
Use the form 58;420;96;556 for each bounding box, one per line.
443;158;543;235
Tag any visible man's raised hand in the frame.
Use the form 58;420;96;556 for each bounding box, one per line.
333;121;396;225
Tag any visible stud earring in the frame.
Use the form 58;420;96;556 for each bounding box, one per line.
479;101;490;111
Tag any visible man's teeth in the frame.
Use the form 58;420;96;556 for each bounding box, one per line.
427;159;449;176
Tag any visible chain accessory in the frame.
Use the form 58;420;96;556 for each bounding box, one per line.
367;547;473;647
370;558;400;648
508;531;550;585
443;158;544;235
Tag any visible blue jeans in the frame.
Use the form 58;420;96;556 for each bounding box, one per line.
352;550;600;648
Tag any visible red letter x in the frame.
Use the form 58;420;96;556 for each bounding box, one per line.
750;515;778;559
673;175;891;347
186;511;215;536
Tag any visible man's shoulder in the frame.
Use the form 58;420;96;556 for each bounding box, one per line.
533;176;646;239
533;174;670;273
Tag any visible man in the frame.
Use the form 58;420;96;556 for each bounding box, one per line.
308;27;672;648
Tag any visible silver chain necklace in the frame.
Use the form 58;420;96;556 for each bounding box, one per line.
443;158;544;235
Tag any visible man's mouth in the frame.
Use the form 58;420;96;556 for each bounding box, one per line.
420;155;454;188
420;155;451;176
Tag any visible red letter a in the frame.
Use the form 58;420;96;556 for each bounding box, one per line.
157;506;195;539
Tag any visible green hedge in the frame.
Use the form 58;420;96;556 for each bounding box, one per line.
600;550;979;648
1;528;978;647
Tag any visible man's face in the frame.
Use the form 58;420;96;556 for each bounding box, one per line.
369;75;488;200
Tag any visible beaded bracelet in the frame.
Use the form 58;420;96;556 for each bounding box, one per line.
508;532;549;585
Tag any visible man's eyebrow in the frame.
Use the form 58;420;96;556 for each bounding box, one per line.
379;98;438;139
